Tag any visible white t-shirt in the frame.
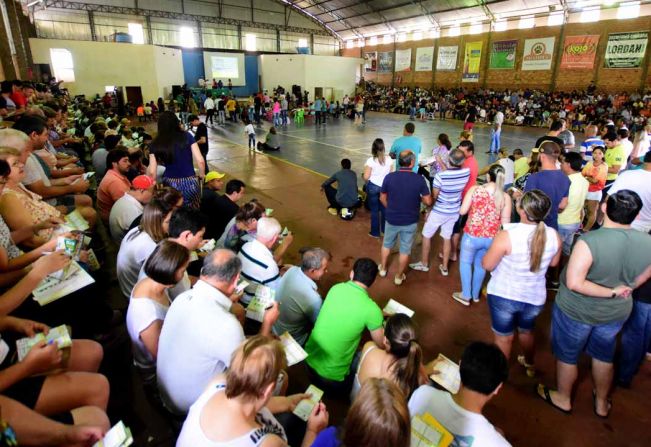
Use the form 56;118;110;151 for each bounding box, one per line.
238;239;280;305
109;193;144;243
126;294;169;373
409;386;511;447
23;154;51;186
117;227;157;298
621;138;634;162
494;111;504;125
157;280;243;415
609;169;651;232
498;158;515;185
245;123;255;135
364;157;392;187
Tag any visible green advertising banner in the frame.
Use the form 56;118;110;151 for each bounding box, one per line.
489;40;517;69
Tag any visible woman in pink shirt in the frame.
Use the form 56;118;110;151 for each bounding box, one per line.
272;99;281;127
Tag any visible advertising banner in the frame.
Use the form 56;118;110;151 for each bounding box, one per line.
395;48;412;72
378;51;393;72
461;41;482;82
489;40;517;69
436;46;458;71
604;32;648;68
561;35;599;69
364;51;377;72
521;37;555;70
415;46;434;71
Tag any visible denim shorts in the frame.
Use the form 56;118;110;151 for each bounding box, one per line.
488;294;544;336
383;222;417;254
558;223;580;255
551;303;625;364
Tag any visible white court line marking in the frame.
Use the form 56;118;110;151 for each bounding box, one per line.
280;133;371;155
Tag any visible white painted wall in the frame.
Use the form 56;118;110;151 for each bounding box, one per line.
29;38;184;102
259;54;362;102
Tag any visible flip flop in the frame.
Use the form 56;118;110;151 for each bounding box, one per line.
535;384;571;414
592;389;612;419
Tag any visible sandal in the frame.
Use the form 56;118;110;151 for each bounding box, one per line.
535;384;571;414
517;355;536;378
592;389;612;419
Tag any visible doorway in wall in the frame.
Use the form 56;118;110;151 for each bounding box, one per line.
314;87;323;99
125;86;144;107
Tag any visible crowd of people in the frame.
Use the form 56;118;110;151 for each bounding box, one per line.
0;72;649;447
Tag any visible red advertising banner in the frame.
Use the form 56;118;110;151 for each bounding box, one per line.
561;35;599;69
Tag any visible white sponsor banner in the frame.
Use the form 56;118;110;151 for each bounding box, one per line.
415;46;434;71
395;48;412;72
521;37;555;71
436;46;458;71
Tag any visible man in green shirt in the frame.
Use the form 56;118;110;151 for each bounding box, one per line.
305;257;385;395
537;190;651;418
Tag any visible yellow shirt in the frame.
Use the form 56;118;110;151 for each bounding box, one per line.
558;172;589;225
514;157;529;179
226;99;236;111
605;144;625;181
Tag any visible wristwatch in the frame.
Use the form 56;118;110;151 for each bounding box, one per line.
611;289;617;298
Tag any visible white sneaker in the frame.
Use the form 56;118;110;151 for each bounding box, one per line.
452;292;470;306
394;273;406;286
439;265;449;276
378;264;387;277
409;262;430;272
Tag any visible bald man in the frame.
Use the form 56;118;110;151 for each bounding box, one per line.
580;125;605;164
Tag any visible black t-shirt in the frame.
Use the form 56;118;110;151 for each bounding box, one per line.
0;96;6;109
218;100;225;111
200;189;239;239
466;108;476;122
534;135;564;149
194;123;208;154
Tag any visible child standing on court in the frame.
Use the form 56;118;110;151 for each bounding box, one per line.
244;120;256;150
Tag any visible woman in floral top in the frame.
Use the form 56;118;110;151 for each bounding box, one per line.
453;164;511;305
581;146;608;232
418;133;451;185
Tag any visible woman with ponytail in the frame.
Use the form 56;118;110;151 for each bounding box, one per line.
452;164;512;305
481;190;561;376
350;313;426;401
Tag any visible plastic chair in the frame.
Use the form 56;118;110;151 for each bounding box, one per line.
294;109;304;124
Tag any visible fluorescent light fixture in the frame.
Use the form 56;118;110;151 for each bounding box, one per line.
493;19;507;32
470;22;482;34
369;36;378;45
580;6;601;22
128;23;144;44
617;1;640;19
27;0;43;7
518;16;535;29
448;25;460;37
245;33;256;51
383;34;392;44
547;12;564;26
179;26;195;47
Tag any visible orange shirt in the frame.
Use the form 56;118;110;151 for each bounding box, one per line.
97;169;131;221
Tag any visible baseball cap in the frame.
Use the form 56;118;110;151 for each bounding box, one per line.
132;175;155;190
205;171;226;183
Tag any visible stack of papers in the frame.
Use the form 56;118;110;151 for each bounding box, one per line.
429;354;461;394
32;261;95;306
411;413;453;447
293;385;323;421
279;332;308;367
383;299;415;317
16;324;72;364
93;421;133;447
64;210;90;231
245;285;275;322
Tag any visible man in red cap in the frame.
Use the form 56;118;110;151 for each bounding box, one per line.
108;174;155;243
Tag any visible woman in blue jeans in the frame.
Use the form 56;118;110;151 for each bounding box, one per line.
363;139;393;238
452;164;511;306
481;190;561;376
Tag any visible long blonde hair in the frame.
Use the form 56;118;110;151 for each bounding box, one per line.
519;190;551;273
487;164;506;211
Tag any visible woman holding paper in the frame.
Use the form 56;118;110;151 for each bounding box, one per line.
177;335;330;447
481;190;561;377
351;313;426;401
126;240;189;386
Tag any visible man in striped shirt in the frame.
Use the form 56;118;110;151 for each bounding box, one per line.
411;148;470;276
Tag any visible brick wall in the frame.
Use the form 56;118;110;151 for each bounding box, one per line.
340;16;651;92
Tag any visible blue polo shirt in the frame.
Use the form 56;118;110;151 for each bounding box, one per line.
524;169;570;230
381;169;430;226
390;135;422;172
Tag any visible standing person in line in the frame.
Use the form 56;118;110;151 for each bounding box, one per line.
581;146;608;232
537;191;651;418
244;119;256;150
617;278;651;388
410;148;469;277
452;164;511;306
272;98;281;127
188;114;208;166
217;95;226;125
379;151;432;285
363;139;393;238
147;111;206;209
418;133;451;186
557;152;589;260
449;140;479;263
603;131;626;195
314;97;323;126
489;107;504;155
482;190;561;376
203;95;215;125
280;95;289;126
354;98;364;125
389;122;422;173
580;124;605;164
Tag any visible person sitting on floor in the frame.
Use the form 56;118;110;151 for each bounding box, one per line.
321;158;360;216
256;127;280;151
409;341;511;446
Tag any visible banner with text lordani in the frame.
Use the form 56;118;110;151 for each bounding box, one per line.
521;37;555;70
604;32;648;68
461;41;482;82
561;35;599;69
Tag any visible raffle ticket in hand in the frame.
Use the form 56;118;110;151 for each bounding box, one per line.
429;353;461;394
383;298;415;317
279;332;308;366
16;324;72;362
245;285;275;322
92;421;133;447
292;385;324;421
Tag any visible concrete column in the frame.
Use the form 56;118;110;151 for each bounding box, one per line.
276;29;280;53
88;11;97;41
0;0;18;79
4;0;29;79
237;24;242;50
145;15;153;45
550;20;566;91
196;20;203;47
309;33;314;55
